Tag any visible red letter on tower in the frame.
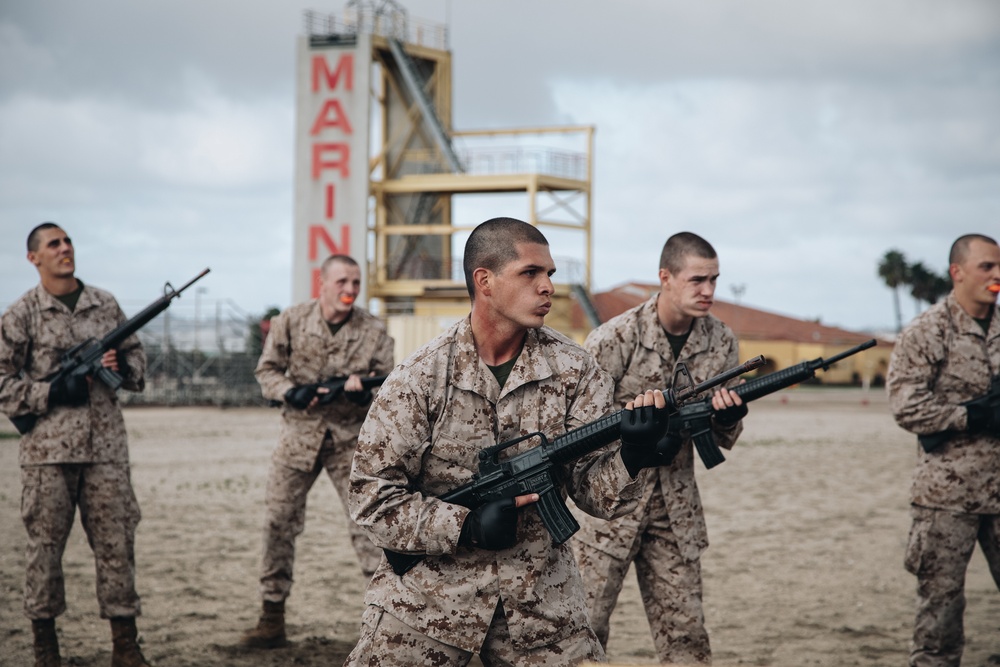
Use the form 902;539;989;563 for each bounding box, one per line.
312;143;350;179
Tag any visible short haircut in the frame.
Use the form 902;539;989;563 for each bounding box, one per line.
950;234;999;265
463;217;549;298
321;254;359;276
659;232;717;274
27;222;62;253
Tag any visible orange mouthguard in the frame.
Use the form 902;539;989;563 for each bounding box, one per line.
340;295;356;305
988;285;1000;293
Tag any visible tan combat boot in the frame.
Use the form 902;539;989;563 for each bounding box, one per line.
238;599;287;648
110;617;152;667
31;618;61;667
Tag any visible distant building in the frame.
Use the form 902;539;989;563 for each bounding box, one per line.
573;282;892;387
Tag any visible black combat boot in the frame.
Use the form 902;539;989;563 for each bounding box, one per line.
31;618;61;667
238;599;288;648
110;616;152;667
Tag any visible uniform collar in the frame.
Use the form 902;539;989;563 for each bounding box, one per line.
306;299;361;341
638;294;712;362
34;279;97;314
947;291;1000;340
451;316;555;402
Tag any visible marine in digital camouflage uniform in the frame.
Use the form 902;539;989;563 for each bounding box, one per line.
887;233;1000;667
239;254;394;649
0;223;152;667
572;232;746;665
345;218;669;667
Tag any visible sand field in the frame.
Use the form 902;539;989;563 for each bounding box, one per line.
1;388;998;666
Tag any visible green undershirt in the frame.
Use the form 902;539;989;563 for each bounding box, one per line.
973;305;994;334
325;309;352;337
55;281;84;312
487;353;520;389
665;327;692;360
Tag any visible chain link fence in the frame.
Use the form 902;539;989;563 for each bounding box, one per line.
117;298;272;407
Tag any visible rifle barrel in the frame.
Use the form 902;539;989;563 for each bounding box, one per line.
674;355;765;403
168;268;211;297
819;339;876;369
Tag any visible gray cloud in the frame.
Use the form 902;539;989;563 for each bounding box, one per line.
2;0;998;332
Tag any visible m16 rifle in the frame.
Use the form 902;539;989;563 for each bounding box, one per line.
269;374;389;408
8;269;211;435
667;338;877;469
383;354;765;576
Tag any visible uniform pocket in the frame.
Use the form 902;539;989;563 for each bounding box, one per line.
420;433;478;495
904;508;932;575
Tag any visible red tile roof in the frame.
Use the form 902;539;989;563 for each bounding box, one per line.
580;282;888;346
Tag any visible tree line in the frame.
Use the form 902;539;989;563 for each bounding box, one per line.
878;250;951;333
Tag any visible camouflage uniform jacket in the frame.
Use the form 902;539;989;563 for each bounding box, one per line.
0;282;145;466
255;300;395;472
887;292;1000;514
349;315;643;652
583;295;742;561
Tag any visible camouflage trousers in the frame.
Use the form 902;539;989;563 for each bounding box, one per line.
904;506;1000;667
345;601;604;667
259;433;382;601
574;490;710;665
20;463;142;620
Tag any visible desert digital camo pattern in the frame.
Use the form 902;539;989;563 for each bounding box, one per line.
0;281;146;621
348;316;642;654
887;292;1000;514
255;300;395;472
903;505;1000;667
573;295;742;665
254;300;394;582
21;463;142;619
0;283;146;466
346;601;605;667
887;292;1000;667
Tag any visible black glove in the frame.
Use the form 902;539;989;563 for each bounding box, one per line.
458;497;519;551
619;402;671;478
344;388;373;406
966;402;1000;436
114;350;131;382
48;373;90;408
714;401;748;427
655;432;684;466
284;384;319;409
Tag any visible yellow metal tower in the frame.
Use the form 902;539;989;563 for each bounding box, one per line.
303;3;596;355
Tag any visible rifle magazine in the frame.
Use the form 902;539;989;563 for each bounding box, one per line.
536;487;579;545
693;429;725;469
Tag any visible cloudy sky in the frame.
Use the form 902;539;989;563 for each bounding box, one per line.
2;0;998;334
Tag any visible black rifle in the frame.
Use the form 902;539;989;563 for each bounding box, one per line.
917;375;1000;452
669;338;877;469
383;354;765;576
9;269;211;435
269;374;389;408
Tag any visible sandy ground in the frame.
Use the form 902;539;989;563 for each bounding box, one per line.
1;388;998;666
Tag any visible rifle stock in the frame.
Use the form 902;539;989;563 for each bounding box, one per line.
8;269;210;435
382;355;765;576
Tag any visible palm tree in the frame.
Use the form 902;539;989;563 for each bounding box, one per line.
910;262;953;312
878;250;909;332
908;262;936;315
929;274;952;304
